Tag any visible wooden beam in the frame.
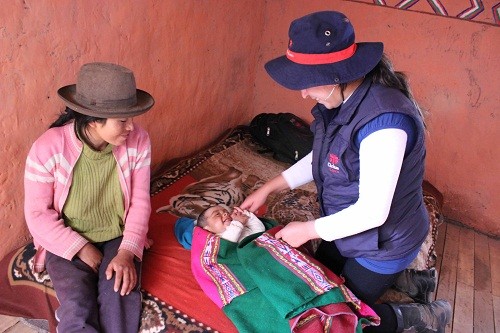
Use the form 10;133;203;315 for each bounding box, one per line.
473;233;494;333
489;236;500;333
434;221;448;301
452;227;474;333
436;223;459;333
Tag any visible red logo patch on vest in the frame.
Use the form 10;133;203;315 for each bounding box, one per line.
327;153;340;173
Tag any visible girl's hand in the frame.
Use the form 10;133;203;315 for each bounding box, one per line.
105;249;137;296
275;221;319;248
76;243;103;273
145;237;154;249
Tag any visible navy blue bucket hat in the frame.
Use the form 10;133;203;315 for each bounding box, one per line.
265;11;384;90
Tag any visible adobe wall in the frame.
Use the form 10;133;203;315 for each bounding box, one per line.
1;0;498;260
0;1;266;259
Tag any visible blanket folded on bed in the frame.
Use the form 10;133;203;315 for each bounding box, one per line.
191;221;380;333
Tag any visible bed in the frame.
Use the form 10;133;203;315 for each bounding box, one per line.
0;125;442;332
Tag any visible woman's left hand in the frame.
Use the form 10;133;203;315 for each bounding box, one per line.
105;249;137;296
275;221;319;248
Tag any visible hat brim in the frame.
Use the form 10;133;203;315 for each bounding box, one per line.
264;42;384;90
57;85;155;118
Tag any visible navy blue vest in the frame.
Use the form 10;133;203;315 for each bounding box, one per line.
311;79;429;260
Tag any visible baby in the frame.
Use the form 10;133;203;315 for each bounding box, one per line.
196;205;265;243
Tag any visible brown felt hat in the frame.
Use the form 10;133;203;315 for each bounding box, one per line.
57;62;154;118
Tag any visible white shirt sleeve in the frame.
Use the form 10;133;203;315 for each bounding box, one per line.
314;128;407;241
219;221;244;242
281;152;314;189
239;211;266;241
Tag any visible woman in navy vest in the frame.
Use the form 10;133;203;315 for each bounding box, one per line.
241;11;451;332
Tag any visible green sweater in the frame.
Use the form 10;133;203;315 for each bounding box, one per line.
62;142;124;243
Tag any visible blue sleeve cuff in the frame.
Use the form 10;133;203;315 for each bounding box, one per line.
355;113;417;152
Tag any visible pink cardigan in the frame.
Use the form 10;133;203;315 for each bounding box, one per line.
24;123;152;272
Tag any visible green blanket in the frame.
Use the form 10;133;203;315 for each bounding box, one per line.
191;220;380;332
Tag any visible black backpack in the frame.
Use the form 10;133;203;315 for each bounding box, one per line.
249;113;314;164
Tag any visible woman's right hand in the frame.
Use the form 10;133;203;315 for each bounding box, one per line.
240;188;270;213
241;174;290;212
77;243;103;273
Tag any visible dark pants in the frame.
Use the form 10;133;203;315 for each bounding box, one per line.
315;240;401;332
46;237;142;333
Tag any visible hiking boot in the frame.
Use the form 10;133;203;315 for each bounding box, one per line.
390;300;452;333
394;268;437;303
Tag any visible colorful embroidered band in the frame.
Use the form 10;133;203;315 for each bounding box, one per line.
286;44;357;65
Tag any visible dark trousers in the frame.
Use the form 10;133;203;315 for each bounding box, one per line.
315;240;401;332
46;237;142;333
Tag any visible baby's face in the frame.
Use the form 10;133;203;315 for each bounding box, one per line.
204;206;232;234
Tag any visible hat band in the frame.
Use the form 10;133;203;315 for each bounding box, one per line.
76;93;137;110
286;44;357;65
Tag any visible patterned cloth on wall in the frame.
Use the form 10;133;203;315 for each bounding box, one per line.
348;0;500;26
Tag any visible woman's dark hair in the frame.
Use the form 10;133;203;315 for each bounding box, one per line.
340;54;425;126
367;54;425;124
50;107;106;149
